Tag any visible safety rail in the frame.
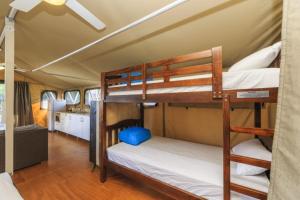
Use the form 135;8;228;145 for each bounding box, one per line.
101;46;223;101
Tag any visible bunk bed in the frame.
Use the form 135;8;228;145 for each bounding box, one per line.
99;46;279;200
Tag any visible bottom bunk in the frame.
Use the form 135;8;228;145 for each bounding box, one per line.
107;136;269;200
0;173;23;200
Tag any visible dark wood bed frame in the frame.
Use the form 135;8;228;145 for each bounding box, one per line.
99;46;278;200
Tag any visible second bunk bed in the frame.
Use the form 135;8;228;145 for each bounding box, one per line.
99;45;280;200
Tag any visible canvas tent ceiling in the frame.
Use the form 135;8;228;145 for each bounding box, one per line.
0;0;282;89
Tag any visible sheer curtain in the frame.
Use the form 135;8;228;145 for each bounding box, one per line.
14;82;34;127
268;0;300;199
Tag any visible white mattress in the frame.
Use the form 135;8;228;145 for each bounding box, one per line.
0;173;23;200
109;68;279;96
107;136;269;200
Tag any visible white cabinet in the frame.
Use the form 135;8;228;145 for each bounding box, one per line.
54;112;90;141
54;121;61;131
60;113;66;132
54;112;66;132
79;115;90;140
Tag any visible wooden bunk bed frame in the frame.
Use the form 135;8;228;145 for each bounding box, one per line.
99;46;278;200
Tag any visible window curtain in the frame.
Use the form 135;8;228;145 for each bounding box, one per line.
268;0;300;199
14;81;34;127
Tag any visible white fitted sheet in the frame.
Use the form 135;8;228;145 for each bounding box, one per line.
107;136;269;200
0;173;23;200
109;68;279;96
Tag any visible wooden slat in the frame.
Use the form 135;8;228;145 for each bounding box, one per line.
147;78;212;89
230;127;274;137
105;92;220;103
230;154;271;169
147;50;212;68
170;63;212;75
148;63;212;79
230;183;268;200
107;84;142;92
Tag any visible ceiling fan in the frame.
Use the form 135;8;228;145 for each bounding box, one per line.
9;0;106;30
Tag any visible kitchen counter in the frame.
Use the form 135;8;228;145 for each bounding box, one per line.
57;111;90;115
55;112;90;141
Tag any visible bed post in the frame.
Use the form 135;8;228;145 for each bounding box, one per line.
212;46;223;99
223;94;231;200
100;72;107;183
139;103;144;127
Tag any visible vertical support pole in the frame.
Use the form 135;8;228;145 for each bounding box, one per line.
254;103;261;128
223;94;231;200
100;72;107;182
139;103;144;127
4;17;15;174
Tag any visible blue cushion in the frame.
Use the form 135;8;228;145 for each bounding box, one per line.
119;127;151;146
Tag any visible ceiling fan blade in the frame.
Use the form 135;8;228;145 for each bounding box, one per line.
10;0;41;12
65;0;106;30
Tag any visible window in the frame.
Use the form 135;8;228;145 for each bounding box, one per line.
84;88;100;106
41;90;57;109
64;90;81;105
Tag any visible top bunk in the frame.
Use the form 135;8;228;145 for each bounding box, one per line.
101;46;280;104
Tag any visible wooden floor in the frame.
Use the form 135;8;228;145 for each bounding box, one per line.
13;132;170;200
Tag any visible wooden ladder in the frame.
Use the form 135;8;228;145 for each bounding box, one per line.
223;95;274;200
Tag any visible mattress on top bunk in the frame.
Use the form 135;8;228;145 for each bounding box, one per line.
108;68;279;96
107;136;269;200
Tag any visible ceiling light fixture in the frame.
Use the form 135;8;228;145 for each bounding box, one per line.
44;0;66;6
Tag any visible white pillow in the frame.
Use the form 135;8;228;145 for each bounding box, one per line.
228;41;281;72
0;173;23;200
232;139;272;176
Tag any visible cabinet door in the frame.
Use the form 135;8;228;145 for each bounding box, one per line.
74;115;82;139
64;113;71;134
54;121;61;131
60;113;66;132
70;114;79;137
82;116;90;141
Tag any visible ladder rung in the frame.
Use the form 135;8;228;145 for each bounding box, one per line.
230;127;274;137
230;183;267;200
230;154;271;169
